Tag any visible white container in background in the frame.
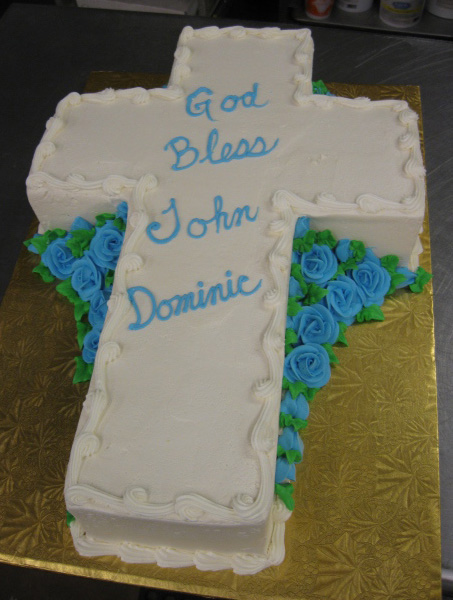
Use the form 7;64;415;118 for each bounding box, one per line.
338;0;373;12
426;0;453;17
379;0;425;26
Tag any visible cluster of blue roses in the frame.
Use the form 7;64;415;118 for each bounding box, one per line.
274;217;431;510
25;202;128;382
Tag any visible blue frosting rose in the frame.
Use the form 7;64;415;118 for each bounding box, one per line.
88;289;111;329
284;343;331;388
278;427;303;460
361;248;380;265
323;275;363;325
336;241;379;265
71;255;105;302
116;200;128;222
70;216;94;231
395;266;416;289
292;304;339;345
281;391;310;420
301;244;338;285
41;235;76;280
288;275;304;298
352;260;391;307
294;216;310;239
89;222;124;270
286;315;296;330
275;457;296;483
26;234;42;255
82;326;102;363
335;239;352;263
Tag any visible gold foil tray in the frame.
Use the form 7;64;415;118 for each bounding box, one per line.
0;77;440;599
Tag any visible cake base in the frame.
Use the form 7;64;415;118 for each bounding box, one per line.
0;79;440;599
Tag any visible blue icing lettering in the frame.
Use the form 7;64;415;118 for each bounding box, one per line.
128;285;156;330
186;87;215;122
199;129;279;166
128;271;262;330
165;128;279;171
146;197;180;244
187;195;259;239
237;275;262;296
220;83;269;113
146;196;259;244
185;83;269;121
164;136;199;171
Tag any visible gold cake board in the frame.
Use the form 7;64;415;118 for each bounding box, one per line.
0;77;440;600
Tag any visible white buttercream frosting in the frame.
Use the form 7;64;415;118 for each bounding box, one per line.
24;24;426;572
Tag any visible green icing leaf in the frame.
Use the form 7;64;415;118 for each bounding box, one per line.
312;80;330;96
336;321;348;346
335;263;345;278
105;269;115;288
288;380;308;399
275;483;295;510
32;262;55;283
24;235;45;254
74;298;90;322
356;304;385;323
305;387;319;402
335;257;360;278
66;511;75;527
322;343;340;365
316;229;337;249
303;283;328;305
285;380;319;402
380;254;400;273
65;228;96;258
44;229;66;246
292;238;303;253
290;263;302;280
277;445;302;465
350;240;366;261
387;272;407;296
73;356;94;384
56;278;80;305
113;217;126;232
26;228;67;255
339;257;359;273
285;328;298;355
32;236;51;255
290;264;308;296
279;413;308;431
287;297;303;317
285;328;298;344
293;230;317;253
410;266;433;293
76;321;92;349
95;212;116;227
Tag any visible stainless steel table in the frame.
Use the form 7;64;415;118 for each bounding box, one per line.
0;2;452;593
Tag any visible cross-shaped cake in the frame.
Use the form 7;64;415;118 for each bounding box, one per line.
26;26;426;574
